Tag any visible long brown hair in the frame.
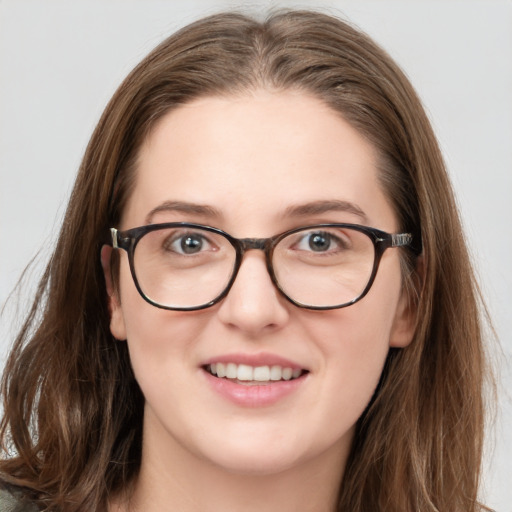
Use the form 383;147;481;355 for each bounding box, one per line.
0;10;490;511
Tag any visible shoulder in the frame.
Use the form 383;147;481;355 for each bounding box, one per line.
0;486;38;512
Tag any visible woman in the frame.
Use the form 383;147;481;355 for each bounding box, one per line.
0;10;491;512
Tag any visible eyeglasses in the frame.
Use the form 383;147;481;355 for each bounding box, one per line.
107;222;415;311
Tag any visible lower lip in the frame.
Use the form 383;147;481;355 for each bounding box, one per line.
202;369;307;407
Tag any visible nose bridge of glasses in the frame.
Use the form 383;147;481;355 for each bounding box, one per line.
238;237;269;252
230;237;277;294
235;237;274;273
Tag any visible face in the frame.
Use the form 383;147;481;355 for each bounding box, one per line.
106;90;415;477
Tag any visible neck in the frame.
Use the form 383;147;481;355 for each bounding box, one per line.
110;412;350;512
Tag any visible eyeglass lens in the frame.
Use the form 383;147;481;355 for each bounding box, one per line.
132;225;376;309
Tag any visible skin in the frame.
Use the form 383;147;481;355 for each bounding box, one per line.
105;90;416;512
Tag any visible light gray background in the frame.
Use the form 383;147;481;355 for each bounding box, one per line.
0;1;510;510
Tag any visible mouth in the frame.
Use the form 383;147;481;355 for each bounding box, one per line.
201;356;309;406
204;363;308;386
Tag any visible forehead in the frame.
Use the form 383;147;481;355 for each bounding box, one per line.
123;90;397;233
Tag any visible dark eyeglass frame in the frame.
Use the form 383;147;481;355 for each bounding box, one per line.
107;222;417;311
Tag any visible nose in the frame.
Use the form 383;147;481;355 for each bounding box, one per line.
216;251;290;336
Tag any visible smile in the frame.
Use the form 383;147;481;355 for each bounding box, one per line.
206;363;305;383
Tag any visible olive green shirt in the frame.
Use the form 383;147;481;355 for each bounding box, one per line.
0;487;38;512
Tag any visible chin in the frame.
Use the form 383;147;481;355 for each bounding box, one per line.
208;449;305;477
195;427;332;477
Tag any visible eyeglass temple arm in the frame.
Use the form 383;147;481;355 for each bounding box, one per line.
107;227;130;251
110;228;120;249
391;233;413;247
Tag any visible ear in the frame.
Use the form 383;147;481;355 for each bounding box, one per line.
100;245;127;341
389;293;416;348
389;255;424;348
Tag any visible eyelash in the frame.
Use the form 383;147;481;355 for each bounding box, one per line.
163;231;215;255
291;230;351;253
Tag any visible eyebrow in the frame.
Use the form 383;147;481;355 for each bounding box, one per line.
283;200;369;223
145;201;222;225
145;199;368;225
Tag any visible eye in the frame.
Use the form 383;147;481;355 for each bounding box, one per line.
307;232;331;252
164;231;214;255
294;230;347;253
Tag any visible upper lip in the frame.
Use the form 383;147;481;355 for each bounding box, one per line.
201;352;307;371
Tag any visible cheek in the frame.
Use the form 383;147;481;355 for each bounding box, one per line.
308;271;402;418
119;295;212;438
115;261;200;379
121;296;199;368
316;268;400;359
312;306;392;393
305;320;388;454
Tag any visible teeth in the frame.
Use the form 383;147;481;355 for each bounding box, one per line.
207;363;303;382
237;364;253;381
282;367;293;380
226;363;237;379
216;363;226;378
270;365;282;381
254;366;270;381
